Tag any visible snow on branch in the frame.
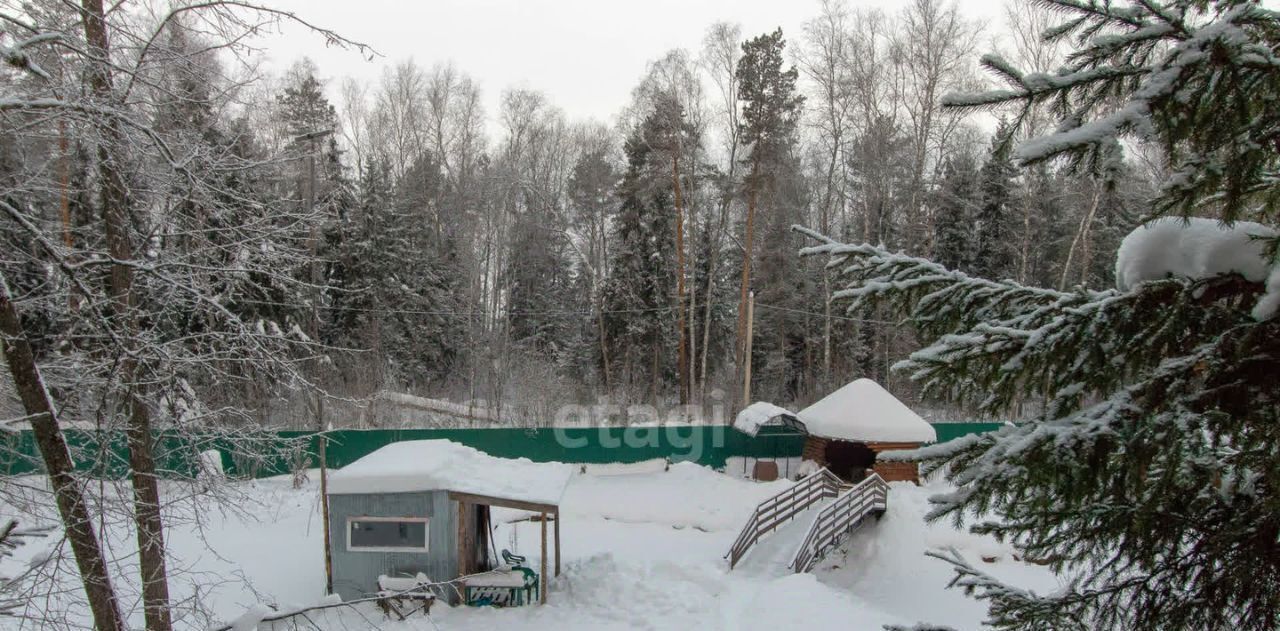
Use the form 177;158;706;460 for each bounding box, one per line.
0;31;60;79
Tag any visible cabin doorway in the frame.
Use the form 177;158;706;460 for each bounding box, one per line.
824;440;876;483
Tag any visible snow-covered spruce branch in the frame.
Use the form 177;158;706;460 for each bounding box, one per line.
897;276;1258;417
798;224;1271;416
796;225;1086;334
923;548;1072;631
799;216;1279;628
943;0;1280;221
900;328;1275;629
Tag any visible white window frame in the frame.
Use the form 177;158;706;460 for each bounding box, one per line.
346;516;430;553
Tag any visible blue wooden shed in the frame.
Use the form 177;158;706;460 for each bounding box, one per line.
324;440;573;604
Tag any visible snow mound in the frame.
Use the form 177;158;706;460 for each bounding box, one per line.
229;603;272;631
561;461;793;532
815;478;1060;629
797;379;937;443
326;439;573;506
1115;217;1279;319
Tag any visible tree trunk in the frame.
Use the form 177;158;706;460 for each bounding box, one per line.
650;337;660;407
124;388;171;631
81;2;173;628
596;293;611;392
0;274;126;631
735;158;760;403
1018;191;1034;284
700;149;737;404
699;217;719;403
672;154;689;405
820;131;840;385
686;259;699;402
1059;185;1102;291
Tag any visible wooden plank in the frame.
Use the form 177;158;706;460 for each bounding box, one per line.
554;510;561;577
540;512;548;604
448;491;559;515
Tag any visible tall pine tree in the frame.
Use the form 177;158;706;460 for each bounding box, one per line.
735;28;804;391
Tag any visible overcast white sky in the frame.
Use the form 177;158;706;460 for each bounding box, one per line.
254;0;1008;129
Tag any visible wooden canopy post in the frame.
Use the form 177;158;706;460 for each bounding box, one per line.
554;509;561;577
540;512;548;604
457;499;472;576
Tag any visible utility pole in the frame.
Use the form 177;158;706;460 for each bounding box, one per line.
742;291;755;407
296;128;334;594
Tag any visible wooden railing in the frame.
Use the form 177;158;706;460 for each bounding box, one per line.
789;473;888;573
725;468;844;569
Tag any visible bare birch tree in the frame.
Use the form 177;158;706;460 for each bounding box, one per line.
0;2;367;627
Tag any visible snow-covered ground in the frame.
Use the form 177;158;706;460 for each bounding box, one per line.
0;463;1064;630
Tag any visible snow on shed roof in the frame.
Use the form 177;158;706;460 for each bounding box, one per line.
795;379;936;443
732;401;797;437
326;440;573;506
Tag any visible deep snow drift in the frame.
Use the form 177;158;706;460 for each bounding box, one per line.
0;462;1063;630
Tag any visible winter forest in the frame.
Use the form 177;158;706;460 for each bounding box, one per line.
3;0;1280;630
3;0;1162;429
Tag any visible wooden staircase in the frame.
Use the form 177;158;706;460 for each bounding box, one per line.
725;468;844;569
789;473;888;573
725;469;890;573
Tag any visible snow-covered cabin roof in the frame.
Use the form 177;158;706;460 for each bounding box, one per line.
796;379;936;443
326;440;573;507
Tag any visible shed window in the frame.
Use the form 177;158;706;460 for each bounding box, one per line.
346;517;429;552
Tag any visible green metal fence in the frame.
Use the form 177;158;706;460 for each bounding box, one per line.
0;422;1006;479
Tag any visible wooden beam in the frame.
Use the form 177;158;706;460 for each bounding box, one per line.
554;513;561;577
540;512;548;604
447;491;559;515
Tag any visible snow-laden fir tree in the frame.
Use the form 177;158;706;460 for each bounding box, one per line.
603;104;679;400
933;149;982;273
972;123;1018;281
800;1;1280;629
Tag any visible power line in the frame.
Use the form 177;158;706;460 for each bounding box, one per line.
227;296;895;325
753;302;898;326
231;297;674;317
